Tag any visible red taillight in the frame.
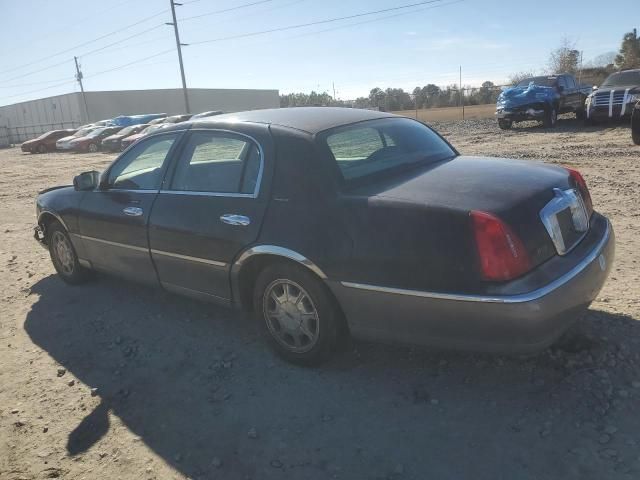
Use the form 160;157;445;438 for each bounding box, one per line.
470;211;532;282
566;167;593;215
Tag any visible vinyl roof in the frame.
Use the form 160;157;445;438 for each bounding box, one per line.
188;107;397;134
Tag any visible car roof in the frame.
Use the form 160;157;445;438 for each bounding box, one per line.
186;107;398;134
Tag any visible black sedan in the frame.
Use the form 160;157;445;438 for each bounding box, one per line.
33;108;614;365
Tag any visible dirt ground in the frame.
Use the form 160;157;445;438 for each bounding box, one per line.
395;103;495;122
1;117;639;480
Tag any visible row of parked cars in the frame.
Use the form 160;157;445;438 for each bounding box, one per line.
20;110;223;154
495;68;640;143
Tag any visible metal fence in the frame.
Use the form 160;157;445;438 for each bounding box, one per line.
7;121;81;145
0;127;9;148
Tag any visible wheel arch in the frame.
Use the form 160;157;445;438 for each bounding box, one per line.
38;210;69;240
231;245;331;306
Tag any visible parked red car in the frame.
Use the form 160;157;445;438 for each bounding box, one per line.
21;129;76;154
68;126;123;153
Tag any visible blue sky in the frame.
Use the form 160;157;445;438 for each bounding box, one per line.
0;0;636;105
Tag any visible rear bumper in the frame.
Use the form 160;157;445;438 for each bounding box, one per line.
330;220;614;353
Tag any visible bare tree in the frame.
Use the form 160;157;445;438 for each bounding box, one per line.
548;38;580;74
508;71;536;85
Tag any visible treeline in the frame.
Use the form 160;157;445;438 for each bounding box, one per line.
280;28;640;111
280;82;503;110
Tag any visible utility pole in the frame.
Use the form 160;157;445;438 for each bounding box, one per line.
459;65;465;120
167;0;190;113
74;56;90;123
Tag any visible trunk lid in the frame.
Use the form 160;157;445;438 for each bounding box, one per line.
352;155;578;270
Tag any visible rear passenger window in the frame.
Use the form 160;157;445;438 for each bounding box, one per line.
170;131;261;195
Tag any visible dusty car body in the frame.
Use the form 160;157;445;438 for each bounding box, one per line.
586;69;640;124
34;108;614;365
496;74;590;129
119;124;170;150
191;110;224;119
101;124;149;152
69;126;123;153
21;129;76;153
55;127;100;151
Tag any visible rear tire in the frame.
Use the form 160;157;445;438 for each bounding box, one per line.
47;221;91;285
37;144;47;154
498;119;512;130
632;106;640;145
575;108;586;121
88;142;98;153
543;106;558;128
253;263;340;366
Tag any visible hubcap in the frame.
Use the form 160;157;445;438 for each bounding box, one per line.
89;143;97;152
263;279;319;353
52;231;74;275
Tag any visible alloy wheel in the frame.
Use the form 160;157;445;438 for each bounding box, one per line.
263;279;320;353
52;231;74;275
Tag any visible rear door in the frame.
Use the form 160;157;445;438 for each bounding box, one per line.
148;125;272;302
76;131;182;284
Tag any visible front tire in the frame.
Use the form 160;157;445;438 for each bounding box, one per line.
632;106;640;145
575;108;586;121
253;263;340;365
498;119;512;130
47;222;90;284
543;106;558;128
88;142;98;153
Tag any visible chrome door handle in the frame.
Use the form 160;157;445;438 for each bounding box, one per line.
123;206;143;217
220;214;251;226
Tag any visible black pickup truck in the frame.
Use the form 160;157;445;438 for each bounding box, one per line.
496;74;591;129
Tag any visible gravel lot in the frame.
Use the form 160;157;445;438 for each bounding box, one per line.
1;117;639;480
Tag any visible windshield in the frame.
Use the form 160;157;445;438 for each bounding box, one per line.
324;118;456;184
86;127;108;138
141;125;164;135
74;128;94;137
516;76;557;87
601;71;640;87
118;125;142;135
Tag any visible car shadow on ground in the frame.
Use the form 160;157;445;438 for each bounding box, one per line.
24;274;640;480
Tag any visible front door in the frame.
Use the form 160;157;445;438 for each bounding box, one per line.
148;127;270;302
76;132;182;284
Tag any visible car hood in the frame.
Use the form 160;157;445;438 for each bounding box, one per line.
70;136;90;144
592;85;640;94
57;135;77;143
497;84;557;108
124;133;144;142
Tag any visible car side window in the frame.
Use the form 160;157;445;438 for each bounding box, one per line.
107;133;178;190
558;76;568;89
169;131;261;195
566;76;576;88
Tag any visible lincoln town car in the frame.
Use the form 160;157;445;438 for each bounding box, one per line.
34;108;614;365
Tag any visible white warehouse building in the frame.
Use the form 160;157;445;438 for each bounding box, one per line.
0;88;280;144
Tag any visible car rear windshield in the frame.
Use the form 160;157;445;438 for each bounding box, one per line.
324;117;456;185
601;71;640;87
516;76;557;87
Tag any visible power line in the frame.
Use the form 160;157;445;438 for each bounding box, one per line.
84;49;175;79
0;9;169;77
0;77;73;89
1;81;77;101
189;0;445;46
180;0;277;22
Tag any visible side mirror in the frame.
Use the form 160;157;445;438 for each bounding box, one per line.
73;171;100;191
592;85;598;91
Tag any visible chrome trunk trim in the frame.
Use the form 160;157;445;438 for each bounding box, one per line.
341;221;611;305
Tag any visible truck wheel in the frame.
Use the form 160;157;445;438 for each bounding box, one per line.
253;263;340;366
37;144;47;154
543;107;557;128
498;119;512;130
632;107;640;145
575;109;586;121
47;221;91;285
